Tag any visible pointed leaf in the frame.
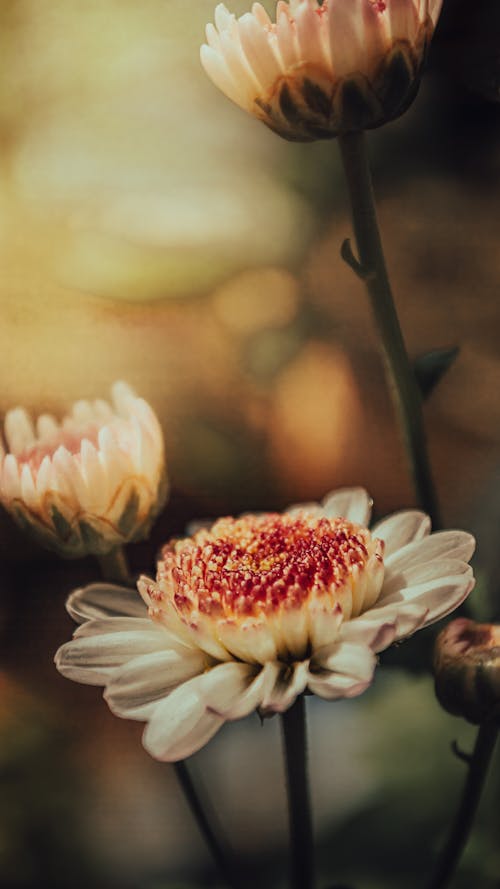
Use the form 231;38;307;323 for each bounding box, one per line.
414;347;460;399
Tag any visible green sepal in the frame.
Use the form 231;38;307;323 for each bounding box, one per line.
117;489;140;537
78;520;109;554
50;505;73;541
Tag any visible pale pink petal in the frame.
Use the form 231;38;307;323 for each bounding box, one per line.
238;13;283;89
387;0;420;43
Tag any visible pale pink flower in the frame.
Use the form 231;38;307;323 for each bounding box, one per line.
201;0;443;141
0;383;167;556
55;488;474;760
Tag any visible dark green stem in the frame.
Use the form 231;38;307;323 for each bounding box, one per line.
98;546;131;585
281;696;315;889
338;130;440;527
427;722;498;889
174;760;242;889
97;548;240;889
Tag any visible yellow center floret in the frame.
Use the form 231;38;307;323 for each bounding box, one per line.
147;513;385;663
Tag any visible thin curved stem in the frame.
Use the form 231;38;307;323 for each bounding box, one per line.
97;547;241;889
175;760;243;889
338;131;440;528
281;695;315;889
427;722;498;889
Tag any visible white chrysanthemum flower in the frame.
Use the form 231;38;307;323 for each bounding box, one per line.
55;488;475;760
201;0;443;141
0;383;167;557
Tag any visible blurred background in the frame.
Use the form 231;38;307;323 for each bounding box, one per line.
0;0;500;887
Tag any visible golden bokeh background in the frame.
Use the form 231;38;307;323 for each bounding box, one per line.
0;1;499;887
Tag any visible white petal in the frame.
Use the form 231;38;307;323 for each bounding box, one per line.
223;661;281;720
1;454;21;499
66;583;148;623
276;8;300;70
80;440;108;512
343;597;437;650
238;13;282;90
308;601;343;650
371;510;431;556
314;640;376;678
144;694;225;762
215;3;234;32
379;570;475;627
385;530;475;574
55;624;168;685
200;44;248;108
111;381;136;416
307;641;376;700
339;612;400;652
142;662;259;761
52;445;87;505
216;618;278;664
199;660;263;716
20;463;39;510
321;487;372;525
382;557;471;599
36;414;60;440
73;617;165;638
71;399;94;424
260;661;309;713
35;456;52;498
295;0;330;70
104;648;207;720
4;408;35;454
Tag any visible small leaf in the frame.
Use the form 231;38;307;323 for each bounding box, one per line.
340;238;366;279
414;346;460;399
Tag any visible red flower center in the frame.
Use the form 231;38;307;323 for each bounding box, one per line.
157;513;381;619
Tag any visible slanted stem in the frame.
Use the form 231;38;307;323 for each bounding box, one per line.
97;546;240;889
338;130;440;528
175;760;243;889
281;695;315;889
427;722;498;889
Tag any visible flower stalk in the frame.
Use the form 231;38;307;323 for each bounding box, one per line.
427;722;498;889
98;546;131;585
96;547;241;889
338;131;440;528
281;695;315;889
174;760;243;889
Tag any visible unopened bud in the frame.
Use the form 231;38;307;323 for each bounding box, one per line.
434;618;500;725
